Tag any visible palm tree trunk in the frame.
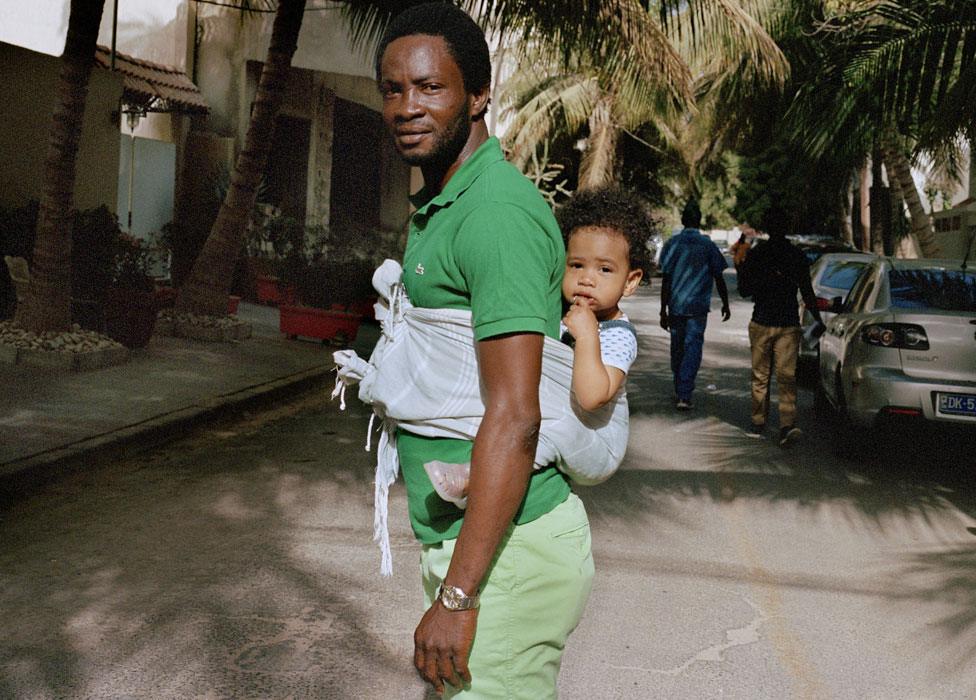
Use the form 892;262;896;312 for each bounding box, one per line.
840;178;854;246
869;150;885;255
882;141;941;258
578;95;619;191
885;163;918;259
858;164;870;252
176;0;307;316
14;0;106;333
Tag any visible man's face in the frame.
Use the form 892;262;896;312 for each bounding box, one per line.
378;34;475;168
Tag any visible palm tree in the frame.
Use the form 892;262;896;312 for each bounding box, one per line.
787;0;976;257
500;0;790;193
501;39;691;191
13;0;106;334
175;0;307;317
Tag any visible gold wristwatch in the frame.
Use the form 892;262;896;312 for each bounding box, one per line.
437;584;480;611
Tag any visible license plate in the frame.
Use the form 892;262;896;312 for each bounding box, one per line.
936;393;976;417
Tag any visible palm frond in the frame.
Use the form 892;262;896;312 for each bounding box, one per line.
834;0;976;145
503;75;601;167
665;0;790;88
578;95;619;189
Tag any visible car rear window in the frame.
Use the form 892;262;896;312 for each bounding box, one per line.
820;260;868;290
888;269;976;311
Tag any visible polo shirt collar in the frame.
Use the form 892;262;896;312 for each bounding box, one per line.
409;137;505;216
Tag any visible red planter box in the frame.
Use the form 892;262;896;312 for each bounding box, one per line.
279;304;361;342
104;287;157;349
255;275;295;306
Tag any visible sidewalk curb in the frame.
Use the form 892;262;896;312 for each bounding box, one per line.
0;363;336;489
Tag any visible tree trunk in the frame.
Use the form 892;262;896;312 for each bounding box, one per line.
13;0;106;333
578;95;619;191
175;0;307;317
882;142;941;258
858;164;870;251
869;150;885;255
885;167;920;259
840;178;854;246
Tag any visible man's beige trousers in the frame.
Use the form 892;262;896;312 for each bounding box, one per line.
748;321;801;428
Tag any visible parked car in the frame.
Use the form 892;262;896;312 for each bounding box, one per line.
818;257;976;428
788;235;859;266
799;252;876;363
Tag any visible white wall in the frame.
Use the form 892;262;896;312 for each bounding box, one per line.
1;0;185;65
0;42;122;213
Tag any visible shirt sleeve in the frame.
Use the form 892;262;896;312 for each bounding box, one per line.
454;203;560;340
599;325;638;373
659;239;675;276
709;241;729;275
793;250;817;308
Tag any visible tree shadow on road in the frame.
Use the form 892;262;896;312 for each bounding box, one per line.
0;403;428;700
888;543;976;690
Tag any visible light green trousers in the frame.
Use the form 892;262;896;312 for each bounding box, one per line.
421;493;594;699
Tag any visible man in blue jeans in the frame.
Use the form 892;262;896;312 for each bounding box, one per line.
659;200;731;410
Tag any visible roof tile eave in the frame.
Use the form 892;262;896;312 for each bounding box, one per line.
94;45;208;114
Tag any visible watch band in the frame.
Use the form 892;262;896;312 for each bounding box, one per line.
437;584;480;611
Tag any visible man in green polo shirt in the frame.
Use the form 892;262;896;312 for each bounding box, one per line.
376;4;593;697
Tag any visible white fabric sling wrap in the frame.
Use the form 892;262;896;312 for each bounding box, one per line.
332;260;628;575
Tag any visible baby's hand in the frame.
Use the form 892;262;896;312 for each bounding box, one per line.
563;298;599;340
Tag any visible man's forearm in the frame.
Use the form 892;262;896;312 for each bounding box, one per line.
715;275;730;306
799;277;824;325
443;406;537;593
660;275;671;311
441;333;543;595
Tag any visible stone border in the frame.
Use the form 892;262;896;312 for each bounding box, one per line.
0;344;130;370
155;317;253;342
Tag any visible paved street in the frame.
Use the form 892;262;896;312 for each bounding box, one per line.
2;276;975;699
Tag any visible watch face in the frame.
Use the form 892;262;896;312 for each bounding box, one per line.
442;587;460;608
440;585;476;610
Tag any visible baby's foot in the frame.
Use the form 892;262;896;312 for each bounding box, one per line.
424;460;471;509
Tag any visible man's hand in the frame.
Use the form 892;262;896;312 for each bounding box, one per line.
721;303;731;322
414;602;477;694
563;298;598;340
659;309;670;331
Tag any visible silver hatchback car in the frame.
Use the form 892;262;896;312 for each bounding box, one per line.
818;257;976;427
799;252;876;362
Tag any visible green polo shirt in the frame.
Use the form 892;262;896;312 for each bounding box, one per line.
397;137;570;544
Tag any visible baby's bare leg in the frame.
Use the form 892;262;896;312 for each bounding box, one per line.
423;460;471;509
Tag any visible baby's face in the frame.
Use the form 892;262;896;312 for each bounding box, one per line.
562;226;642;321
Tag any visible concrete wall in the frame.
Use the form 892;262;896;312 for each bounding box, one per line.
0;41;123;213
932;208;976;260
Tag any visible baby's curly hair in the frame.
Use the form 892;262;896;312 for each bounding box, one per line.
555;187;654;278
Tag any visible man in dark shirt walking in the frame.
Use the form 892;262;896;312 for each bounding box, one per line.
738;220;824;445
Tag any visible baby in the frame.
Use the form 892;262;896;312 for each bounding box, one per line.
426;186;652;507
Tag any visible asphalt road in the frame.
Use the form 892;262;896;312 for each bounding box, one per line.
1;276;975;699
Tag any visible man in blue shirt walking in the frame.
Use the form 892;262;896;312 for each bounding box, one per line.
659;200;731;410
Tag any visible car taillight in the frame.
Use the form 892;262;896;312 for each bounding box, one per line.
861;323;929;350
814;297;831;311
